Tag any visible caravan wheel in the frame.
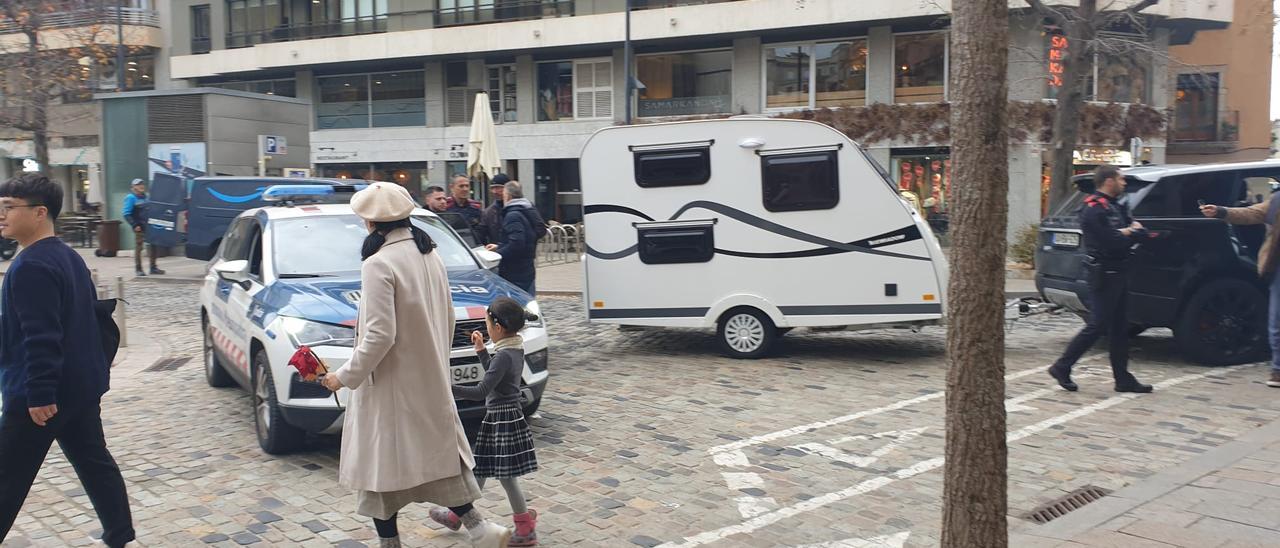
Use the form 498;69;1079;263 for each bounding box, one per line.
717;308;778;359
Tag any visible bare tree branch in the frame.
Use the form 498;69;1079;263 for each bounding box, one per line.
1025;0;1071;27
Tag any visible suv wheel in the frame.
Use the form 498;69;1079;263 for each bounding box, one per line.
1175;279;1268;366
203;319;235;388
716;308;778;359
251;349;305;454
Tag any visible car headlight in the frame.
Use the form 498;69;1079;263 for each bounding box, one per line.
279;316;354;348
524;300;544;329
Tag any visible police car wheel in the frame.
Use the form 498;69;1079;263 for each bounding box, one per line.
1175;279;1268;367
203;319;234;388
717;308;778;359
251;350;305;454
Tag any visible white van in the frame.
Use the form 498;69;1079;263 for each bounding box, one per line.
579;117;949;358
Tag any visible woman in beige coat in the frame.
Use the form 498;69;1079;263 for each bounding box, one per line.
322;182;511;548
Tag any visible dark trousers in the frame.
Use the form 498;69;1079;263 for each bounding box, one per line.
0;402;135;548
133;229;156;271
1053;266;1138;385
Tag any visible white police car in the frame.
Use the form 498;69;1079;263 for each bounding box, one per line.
199;185;549;454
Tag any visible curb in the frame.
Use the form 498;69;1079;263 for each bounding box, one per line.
537;290;583;297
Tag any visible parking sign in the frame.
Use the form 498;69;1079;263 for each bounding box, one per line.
260;135;287;156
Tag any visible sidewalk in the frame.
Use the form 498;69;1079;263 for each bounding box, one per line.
0;247;208;285
1012;418;1280;547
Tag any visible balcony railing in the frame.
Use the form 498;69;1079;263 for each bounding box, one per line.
1171;110;1240;143
226;15;396;49
435;0;573;28
191;37;211;55
0;7;160;33
632;0;743;9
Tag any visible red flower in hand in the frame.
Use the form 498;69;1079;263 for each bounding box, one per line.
288;346;327;381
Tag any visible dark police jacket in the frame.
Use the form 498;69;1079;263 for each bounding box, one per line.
1080;191;1140;268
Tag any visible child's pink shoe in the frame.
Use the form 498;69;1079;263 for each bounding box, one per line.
510;509;538;547
428;507;461;531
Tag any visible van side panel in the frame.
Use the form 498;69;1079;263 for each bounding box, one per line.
581;118;946;329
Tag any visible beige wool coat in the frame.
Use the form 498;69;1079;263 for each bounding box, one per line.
1223;202;1279;277
332;229;475;493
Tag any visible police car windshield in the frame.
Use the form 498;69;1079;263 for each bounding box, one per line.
272;214;478;276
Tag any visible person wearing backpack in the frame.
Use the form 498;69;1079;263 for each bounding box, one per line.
0;174;134;547
485;181;543;294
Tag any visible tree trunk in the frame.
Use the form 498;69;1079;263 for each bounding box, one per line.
942;0;1010;546
1047;0;1098;211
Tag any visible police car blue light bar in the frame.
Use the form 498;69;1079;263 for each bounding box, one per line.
262;184;368;203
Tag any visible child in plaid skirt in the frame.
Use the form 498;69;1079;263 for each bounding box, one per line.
432;297;541;546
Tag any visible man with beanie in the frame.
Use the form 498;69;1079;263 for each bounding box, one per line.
481;173;509;245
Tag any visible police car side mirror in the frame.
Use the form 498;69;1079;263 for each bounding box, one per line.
214;260;250;285
473;247;502;270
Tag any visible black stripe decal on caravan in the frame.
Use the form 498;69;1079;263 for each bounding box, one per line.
583;201;928;261
588;304;942;319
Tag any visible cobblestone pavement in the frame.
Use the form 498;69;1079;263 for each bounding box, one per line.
6;281;1280;547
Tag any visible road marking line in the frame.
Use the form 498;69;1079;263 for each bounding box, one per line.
735;496;777;518
709;354;1105;455
712;450;749;468
661;363;1257;547
793;531;911;548
721;472;764;490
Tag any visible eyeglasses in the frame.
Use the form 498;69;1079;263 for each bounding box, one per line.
0;204;42;215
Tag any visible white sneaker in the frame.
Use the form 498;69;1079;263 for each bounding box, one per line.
468;521;513;548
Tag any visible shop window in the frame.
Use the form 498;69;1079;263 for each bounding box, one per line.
317;75;369;129
894;33;947;104
892;154;951;214
636;220;716;265
765;40;866;110
637;51;732;117
371;71;425;127
760;149;839;212
634;144;712;188
536;62;574;121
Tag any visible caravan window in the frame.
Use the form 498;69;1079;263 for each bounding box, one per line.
636;220;716;265
761;150;839;212
634;146;711;188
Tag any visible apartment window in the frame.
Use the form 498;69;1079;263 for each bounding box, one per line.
436;0;573;27
573;59;613;120
99;54;155;91
637;50;732;117
227;0;282;48
446;62;479;126
371;71;426;127
536;62;574;121
214;78;297;97
192;5;211;54
488;65;518;123
1096;47;1149;104
894;33;947;103
764;40;866;110
317;75;370;129
1174;73;1221;142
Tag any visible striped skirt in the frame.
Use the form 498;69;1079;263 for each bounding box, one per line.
473;403;539;479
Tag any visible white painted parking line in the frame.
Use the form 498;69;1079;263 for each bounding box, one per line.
735;496;778;518
793;531;910;548
659;363;1257;547
722;472;764;490
792;427;929;468
708;355;1106;456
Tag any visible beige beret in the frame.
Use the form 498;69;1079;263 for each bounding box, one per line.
351;182;415;222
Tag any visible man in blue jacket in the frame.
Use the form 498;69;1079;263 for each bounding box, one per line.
485;181;543;294
0;174;135;547
122;178;164;277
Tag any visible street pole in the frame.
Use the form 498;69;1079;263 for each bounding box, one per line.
623;0;632;125
115;0;125;92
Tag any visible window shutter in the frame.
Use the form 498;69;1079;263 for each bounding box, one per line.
573;60;612;120
447;88;479;125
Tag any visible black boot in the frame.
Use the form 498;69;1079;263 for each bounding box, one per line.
1115;381;1153;393
1048;365;1078;392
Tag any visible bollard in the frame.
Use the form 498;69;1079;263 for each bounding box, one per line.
115;276;128;348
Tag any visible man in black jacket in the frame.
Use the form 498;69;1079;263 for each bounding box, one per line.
1049;165;1153;394
0;174;134;547
485;181;543;294
481;173;509;245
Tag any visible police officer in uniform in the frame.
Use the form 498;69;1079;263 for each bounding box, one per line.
1048;164;1153;394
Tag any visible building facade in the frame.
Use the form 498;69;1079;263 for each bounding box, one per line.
0;0;167;209
1167;0;1274;165
163;0;1233;234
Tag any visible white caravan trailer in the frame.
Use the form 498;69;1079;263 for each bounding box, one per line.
580;117;949;358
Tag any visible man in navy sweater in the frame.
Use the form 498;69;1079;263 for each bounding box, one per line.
0;174;134;547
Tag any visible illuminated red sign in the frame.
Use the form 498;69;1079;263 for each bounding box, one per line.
1048;34;1068;87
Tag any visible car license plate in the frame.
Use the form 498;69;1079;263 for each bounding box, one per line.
450;363;482;385
1052;232;1080;247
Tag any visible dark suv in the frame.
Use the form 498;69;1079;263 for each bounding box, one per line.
1036;162;1279;366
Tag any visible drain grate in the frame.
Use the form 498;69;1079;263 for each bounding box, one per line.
1023;485;1113;524
145;357;192;372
